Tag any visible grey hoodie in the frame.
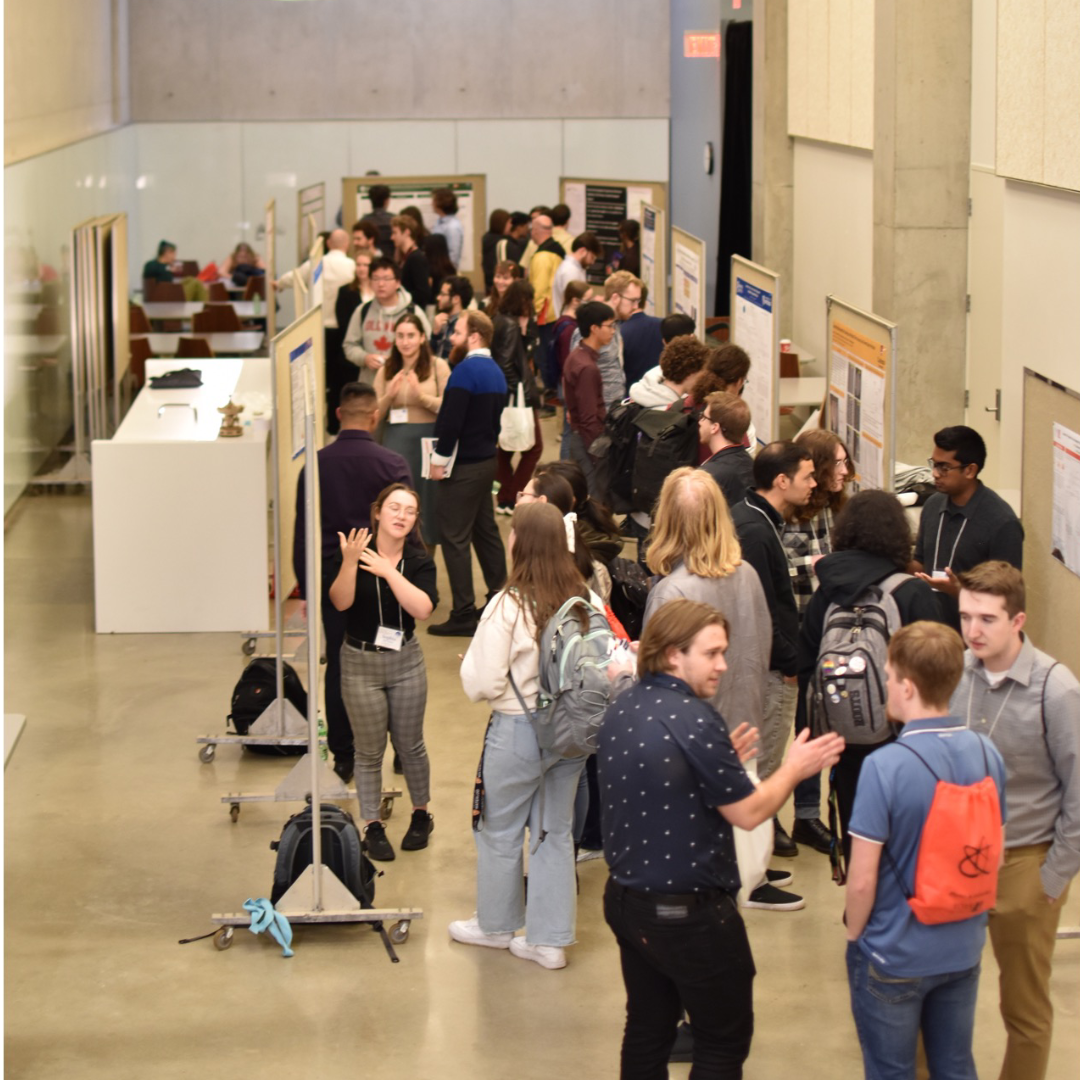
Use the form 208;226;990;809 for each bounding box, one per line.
342;286;432;384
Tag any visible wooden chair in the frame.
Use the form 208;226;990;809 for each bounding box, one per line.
149;281;185;303
176;337;214;359
198;303;242;332
129;337;153;388
242;276;266;301
179;260;200;278
129;303;151;334
208;282;229;302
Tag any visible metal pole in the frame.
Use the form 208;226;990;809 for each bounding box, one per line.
269;340;285;730
303;367;323;911
69;230;86;460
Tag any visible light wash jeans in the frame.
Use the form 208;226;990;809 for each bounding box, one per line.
760;670;798;781
475;712;586;947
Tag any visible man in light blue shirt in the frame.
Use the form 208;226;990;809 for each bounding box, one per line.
431;187;464;268
845;621;1006;1080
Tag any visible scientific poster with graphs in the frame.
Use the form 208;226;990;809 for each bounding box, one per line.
671;227;706;341
731;256;780;447
826;296;897;492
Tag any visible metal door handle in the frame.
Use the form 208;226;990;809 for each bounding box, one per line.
984;389;1001;421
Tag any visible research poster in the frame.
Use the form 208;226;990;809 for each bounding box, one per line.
1052;422;1080;576
640;203;666;317
828;319;888;490
673;239;703;330
297;182;325;263
351;179;477;272
563;181;655;284
290;338;313;460
732;277;776;446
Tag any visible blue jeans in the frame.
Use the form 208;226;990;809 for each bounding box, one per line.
846;941;980;1080
475;712;586;946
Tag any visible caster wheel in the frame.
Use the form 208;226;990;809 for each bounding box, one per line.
379;796;394;822
389;920;410;945
199;744;216;764
242;637;257;656
229;803;240;823
213;927;234;951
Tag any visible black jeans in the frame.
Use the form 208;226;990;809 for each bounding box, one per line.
320;555;353;766
603;878;755;1080
434;457;507;619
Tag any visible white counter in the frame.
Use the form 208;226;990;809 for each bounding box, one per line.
92;358;274;633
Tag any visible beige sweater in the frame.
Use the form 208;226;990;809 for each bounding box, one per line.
373;357;451;424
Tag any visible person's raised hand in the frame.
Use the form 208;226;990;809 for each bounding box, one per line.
785;728;844;780
729;722;760;765
338;527;370;563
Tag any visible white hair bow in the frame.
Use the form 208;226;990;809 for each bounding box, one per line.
563;512;577;553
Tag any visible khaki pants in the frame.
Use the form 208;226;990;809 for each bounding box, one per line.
989;843;1070;1080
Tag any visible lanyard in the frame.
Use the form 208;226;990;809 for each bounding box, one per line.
964;675;1016;739
375;556;405;631
931;510;967;573
747;500;797;578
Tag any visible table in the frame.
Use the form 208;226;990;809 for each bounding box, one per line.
5;303;44;323
92;358;273;633
131;332;266;356
4;334;67;356
141;300;263;325
779;376;826;409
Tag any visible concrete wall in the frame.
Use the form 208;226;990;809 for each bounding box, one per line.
128;0;670;122
4;0;129;165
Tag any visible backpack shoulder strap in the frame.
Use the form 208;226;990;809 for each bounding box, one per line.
877;572;912;598
1040;660;1061;736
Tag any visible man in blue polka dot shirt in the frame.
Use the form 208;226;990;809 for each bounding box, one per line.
599;599;843;1078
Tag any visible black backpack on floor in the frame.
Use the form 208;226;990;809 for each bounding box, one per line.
229;658;308;755
270;803;375;908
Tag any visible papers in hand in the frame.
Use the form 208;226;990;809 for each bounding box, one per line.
421;437;457;479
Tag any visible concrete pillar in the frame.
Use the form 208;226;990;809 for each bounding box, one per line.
752;0;794;339
874;0;972;465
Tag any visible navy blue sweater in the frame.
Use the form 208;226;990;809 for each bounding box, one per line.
432;351;507;464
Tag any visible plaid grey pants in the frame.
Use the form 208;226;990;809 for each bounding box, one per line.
340;636;430;821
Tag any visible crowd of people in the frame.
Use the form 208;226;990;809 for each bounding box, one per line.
288;193;1078;1080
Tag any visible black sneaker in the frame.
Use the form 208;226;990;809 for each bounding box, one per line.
741;883;806;911
773;817;799;858
393;752;404;775
400;809;434;851
765;867;794;888
427;616;479;637
792;817;833;854
363;821;395;861
333;758;354;785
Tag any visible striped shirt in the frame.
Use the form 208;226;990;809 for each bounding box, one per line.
950;636;1080;898
782;508;834;618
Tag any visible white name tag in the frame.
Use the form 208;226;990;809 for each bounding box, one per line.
931;570;949;580
390;407;409;425
374;626;404;651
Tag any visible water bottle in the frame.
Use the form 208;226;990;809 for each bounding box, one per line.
316;713;328;761
253;291;262;317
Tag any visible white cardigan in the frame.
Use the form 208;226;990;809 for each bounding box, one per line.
460;588;603;714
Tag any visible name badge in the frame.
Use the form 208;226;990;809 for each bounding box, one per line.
374;626;404;651
390;407;409;425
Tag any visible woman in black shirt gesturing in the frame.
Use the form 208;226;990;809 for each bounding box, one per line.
330;483;439;862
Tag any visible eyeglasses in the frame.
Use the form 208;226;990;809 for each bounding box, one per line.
371;274;397;283
835;456;850;468
618;293;642;305
515;490;538;502
600;321;616;330
928;458;965;474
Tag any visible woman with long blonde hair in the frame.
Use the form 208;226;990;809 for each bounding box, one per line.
452;502;605;970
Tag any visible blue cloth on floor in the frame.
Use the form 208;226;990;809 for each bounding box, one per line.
243;897;294;957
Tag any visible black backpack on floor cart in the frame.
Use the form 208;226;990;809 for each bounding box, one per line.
229;658;308;755
270;803;376;908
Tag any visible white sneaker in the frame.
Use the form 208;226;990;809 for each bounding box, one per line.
576;847;605;863
448;916;512;949
509;936;567;969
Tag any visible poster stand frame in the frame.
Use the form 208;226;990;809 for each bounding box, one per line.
730;255;781;447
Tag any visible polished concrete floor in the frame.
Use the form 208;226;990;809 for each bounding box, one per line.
4;461;1079;1079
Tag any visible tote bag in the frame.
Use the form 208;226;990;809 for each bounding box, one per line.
498;384;535;452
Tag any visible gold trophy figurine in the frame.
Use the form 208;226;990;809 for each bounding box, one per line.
218;397;244;438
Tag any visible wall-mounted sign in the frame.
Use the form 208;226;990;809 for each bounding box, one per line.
684;32;721;58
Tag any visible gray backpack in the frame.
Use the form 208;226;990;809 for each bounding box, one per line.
810;573;908;746
509;595;621;759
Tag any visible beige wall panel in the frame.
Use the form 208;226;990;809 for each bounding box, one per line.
826;0;853;146
129;0;669;122
970;0;997;169
1043;0;1080;191
456;121;564;219
849;0;875;149
787;0;810;137
791;139;874;360
347;122;457;178
4;0;129;164
563;120;670;183
805;9;831;134
996;0;1045;182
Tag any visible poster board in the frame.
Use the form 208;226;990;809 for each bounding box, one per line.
670;227;707;341
297;182;325;264
825;296;897;493
306;235;325;316
270;306;325;603
640;202;667;317
342;174;486;288
264;199;277;342
730;256;780;447
560;177;667;286
1022;369;1080;676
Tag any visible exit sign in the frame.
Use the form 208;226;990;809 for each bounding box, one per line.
684;31;721;58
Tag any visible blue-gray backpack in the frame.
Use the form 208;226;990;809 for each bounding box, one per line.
810;573;908;746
